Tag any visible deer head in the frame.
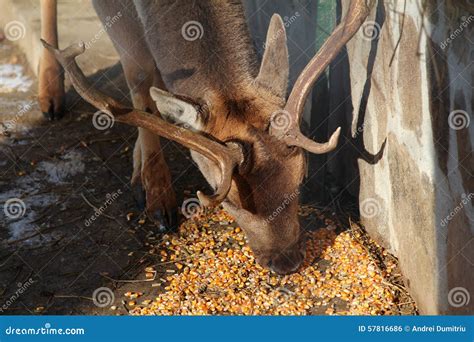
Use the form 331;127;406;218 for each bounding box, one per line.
41;0;369;274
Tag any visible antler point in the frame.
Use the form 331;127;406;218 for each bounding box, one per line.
196;191;210;207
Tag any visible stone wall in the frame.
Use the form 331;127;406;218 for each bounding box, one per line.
341;0;473;314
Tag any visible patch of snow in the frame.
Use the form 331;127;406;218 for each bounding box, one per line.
0;64;33;93
37;151;85;183
7;212;37;242
1;99;38;143
1;149;84;246
0;191;58;246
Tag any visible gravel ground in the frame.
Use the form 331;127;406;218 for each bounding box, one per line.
127;207;417;316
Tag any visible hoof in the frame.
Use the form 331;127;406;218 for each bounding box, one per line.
132;184;146;211
42;111;64;121
151;207;179;233
42;102;64;121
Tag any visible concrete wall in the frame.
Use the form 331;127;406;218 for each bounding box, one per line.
342;0;473;314
0;0;118;76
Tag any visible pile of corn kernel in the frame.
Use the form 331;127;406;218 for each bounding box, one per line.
131;208;402;315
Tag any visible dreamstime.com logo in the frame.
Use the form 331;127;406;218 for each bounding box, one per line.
181;21;204;41
84;189;123;227
3;20;26;41
448;287;470;308
360;21;381;41
84;11;122;49
440;15;474;50
92;287;114;308
92;110;115;130
263;12;300;49
265;189;300;223
383;0;396;13
448;109;470;130
181;198;204;219
270;109;292;132
360;198;381;219
5;323;85;336
3;198;26;219
440;192;473;228
353;123;366;138
1;101;35;135
0;278;35;313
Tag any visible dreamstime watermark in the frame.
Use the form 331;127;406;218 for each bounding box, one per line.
440;15;474;50
3;20;26;41
181;198;204;218
1;101;35;135
0;278;35;313
181;21;204;41
270;109;292;132
353;123;365;138
448;109;470;130
84;11;122;49
3;198;26;219
263;12;300;49
360;198;381;219
448;287;470;308
440;192;473;227
92;287;114;308
5;323;85;336
282;12;300;28
265;189;300;223
360;21;381;41
176;123;192;136
383;0;396;13
84;189;123;227
92;110;115;130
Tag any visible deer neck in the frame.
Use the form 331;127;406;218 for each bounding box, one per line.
136;0;258;99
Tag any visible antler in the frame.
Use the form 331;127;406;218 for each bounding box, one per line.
40;39;243;207
272;0;371;154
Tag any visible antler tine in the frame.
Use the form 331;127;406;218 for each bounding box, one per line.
119;111;244;207
41;39;243;207
40;39;127;115
279;0;371;154
283;126;341;154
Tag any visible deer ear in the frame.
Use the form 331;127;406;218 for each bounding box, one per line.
150;87;204;131
255;14;289;99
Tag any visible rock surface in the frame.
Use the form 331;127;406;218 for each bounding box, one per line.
342;0;473;314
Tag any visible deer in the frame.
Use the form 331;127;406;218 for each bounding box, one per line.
38;0;369;275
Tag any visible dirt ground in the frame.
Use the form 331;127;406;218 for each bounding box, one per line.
0;39;209;315
0;40;416;315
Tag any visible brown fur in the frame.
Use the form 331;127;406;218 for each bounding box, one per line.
41;0;308;274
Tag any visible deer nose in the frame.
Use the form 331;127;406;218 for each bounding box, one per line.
269;248;304;275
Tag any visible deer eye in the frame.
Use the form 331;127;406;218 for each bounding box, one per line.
285;145;299;156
